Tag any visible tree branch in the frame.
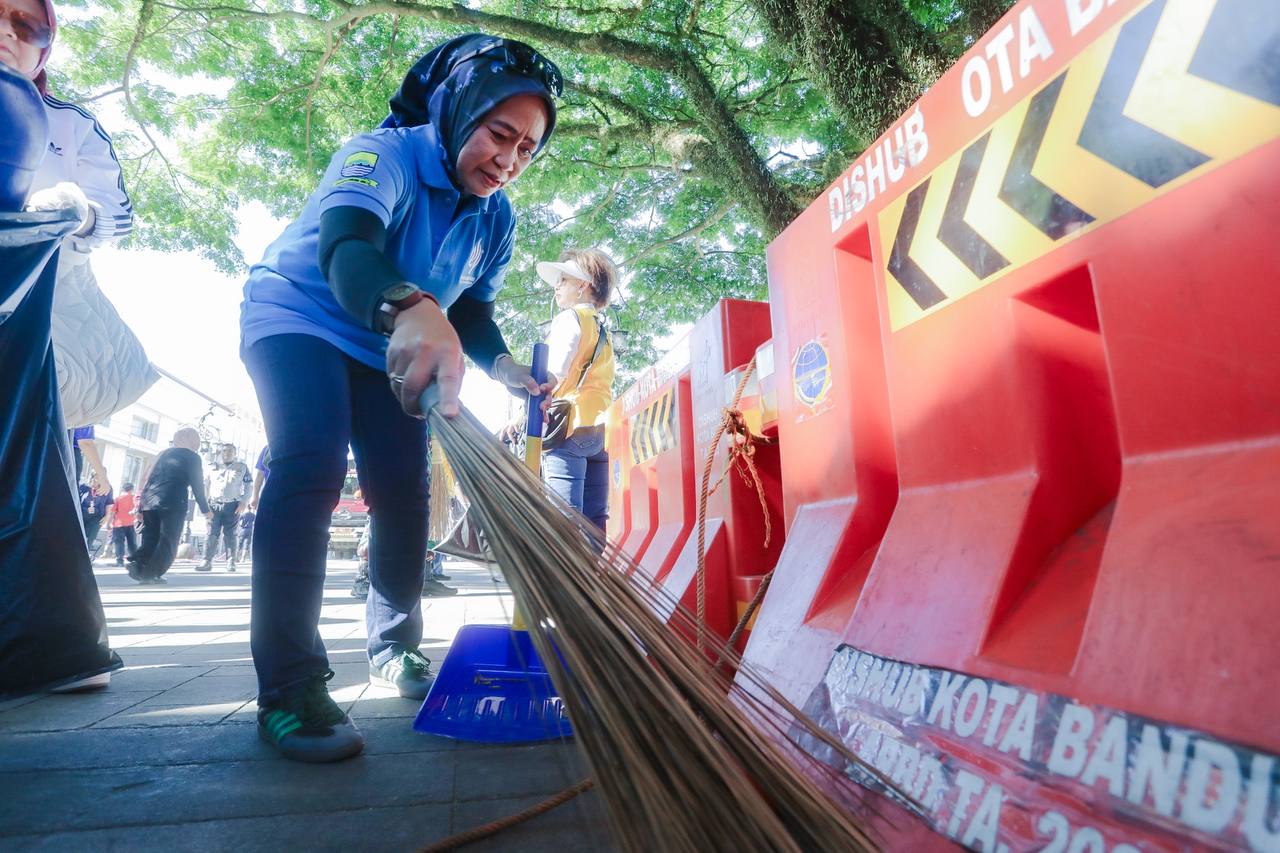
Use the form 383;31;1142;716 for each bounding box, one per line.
159;0;800;233
79;85;125;103
622;198;735;268
122;0;186;193
304;20;357;170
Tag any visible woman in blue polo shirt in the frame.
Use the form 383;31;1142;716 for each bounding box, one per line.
240;34;561;763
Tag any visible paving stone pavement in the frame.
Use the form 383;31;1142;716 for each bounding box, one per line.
0;557;614;852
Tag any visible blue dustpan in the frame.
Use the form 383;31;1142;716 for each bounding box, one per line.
414;346;573;743
413;624;573;742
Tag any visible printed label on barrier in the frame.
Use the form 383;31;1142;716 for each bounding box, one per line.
794;646;1280;852
876;0;1280;330
791;338;833;420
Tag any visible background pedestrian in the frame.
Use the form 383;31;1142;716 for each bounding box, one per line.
105;482;138;566
130;427;211;584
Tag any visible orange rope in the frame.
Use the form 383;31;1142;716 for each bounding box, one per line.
695;358;773;654
724;567;774;656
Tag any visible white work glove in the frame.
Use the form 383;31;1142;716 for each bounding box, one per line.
25;181;93;235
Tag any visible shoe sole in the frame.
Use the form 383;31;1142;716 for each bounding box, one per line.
49;672;111;693
257;724;364;763
368;670;432;700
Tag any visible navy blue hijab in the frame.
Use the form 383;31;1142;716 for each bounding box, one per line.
380;34;559;185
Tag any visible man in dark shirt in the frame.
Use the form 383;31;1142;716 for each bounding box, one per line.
78;477;113;558
128;427;211;584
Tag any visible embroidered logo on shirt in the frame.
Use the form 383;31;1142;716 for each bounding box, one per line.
47;142;63;156
340;151;379;178
459;240;484;287
334;177;379;188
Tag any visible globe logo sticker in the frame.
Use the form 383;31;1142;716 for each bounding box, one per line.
793;340;831;410
612;459;622;488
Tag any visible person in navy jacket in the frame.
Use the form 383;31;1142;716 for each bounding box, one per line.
240;34;561;762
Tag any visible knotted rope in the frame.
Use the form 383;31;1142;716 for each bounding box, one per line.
695;358;775;653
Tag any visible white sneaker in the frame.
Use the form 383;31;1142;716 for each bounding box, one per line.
48;671;111;693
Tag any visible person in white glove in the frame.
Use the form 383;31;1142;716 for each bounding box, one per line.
4;0;151;443
0;0;129;697
3;0;133;256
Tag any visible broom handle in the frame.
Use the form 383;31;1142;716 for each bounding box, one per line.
523;342;549;474
510;342;549;633
418;352;546;633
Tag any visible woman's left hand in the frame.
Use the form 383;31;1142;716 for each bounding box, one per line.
493;355;556;398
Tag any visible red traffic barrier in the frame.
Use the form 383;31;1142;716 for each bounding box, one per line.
742;0;1280;849
608;339;694;581
656;300;785;652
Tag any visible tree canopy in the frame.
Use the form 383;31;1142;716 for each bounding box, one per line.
50;0;1010;371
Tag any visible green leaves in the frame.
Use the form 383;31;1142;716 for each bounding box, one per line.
49;0;989;377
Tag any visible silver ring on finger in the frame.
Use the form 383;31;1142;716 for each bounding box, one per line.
389;374;405;387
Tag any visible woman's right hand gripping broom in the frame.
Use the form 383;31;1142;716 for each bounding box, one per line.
386;298;464;418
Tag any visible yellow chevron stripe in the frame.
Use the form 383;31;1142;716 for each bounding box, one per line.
878;0;1280;332
639;400;655;462
1127;0;1278;162
654;391;672;453
1033;28;1153;220
965;97;1058;264
627;389;682;465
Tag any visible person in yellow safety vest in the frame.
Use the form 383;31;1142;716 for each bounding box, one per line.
535;249;616;533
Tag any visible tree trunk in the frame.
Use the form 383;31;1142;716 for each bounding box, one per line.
750;0;952;142
403;3;802;235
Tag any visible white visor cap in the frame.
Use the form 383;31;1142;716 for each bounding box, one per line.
536;259;591;287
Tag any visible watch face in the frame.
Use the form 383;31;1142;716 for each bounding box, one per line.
383;283;418;303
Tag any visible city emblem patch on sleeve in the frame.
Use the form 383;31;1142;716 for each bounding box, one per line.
340;151;378;178
335;151;380;188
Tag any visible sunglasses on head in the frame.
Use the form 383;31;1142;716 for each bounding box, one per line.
451;37;563;99
0;3;52;49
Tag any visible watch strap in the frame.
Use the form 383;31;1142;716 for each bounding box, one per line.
375;289;439;336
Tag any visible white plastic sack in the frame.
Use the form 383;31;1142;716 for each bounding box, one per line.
50;259;157;428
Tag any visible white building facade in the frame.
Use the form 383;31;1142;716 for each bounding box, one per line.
88;368;265;503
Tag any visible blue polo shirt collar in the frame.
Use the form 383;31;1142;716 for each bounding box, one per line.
415;125;493;215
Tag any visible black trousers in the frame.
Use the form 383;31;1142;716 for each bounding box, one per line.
244;334;429;705
237;524;253;561
111;526;137;563
206;501;239;561
133;508;185;579
82;514;103;552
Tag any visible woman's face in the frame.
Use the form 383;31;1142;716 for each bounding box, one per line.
454;93;549;198
554;274;590;310
0;0;48;78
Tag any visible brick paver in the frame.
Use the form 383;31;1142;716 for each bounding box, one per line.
0;557;611;852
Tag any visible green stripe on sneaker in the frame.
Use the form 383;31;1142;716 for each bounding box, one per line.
266;711;300;741
274;719;302;739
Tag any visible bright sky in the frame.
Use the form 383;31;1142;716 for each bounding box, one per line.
93;201;525;434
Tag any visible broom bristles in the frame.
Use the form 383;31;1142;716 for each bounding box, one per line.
426;399;903;852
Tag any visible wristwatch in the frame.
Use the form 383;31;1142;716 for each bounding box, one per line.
375;283;432;335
